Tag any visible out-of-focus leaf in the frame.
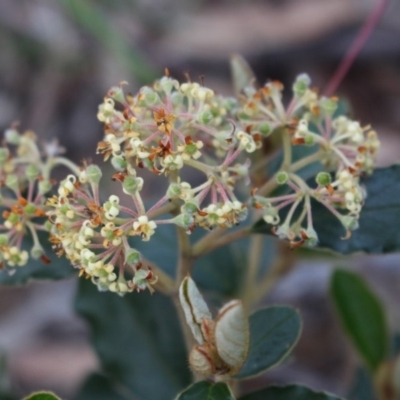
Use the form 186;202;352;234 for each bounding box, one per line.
239;384;343;400
175;381;234;400
75;373;132;400
74;278;191;400
330;269;389;371
236;306;301;379
230;54;255;97
23;392;61;400
0;231;76;285
59;0;158;83
253;166;400;254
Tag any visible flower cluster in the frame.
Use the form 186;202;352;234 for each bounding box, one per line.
47;164;158;296
2;70;380;295
240;74;380;246
95;74;253;232
0;127;66;271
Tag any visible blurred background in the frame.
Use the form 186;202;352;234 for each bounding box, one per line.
0;0;400;398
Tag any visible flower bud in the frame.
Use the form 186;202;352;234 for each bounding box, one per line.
39;179;52;194
276;171;289;185
197;110;213;125
0;234;8;246
4;129;20;145
0;147;9;165
316;172;332;186
111;155;127;171
181;199;199;215
189;345;215;377
107;85;125;103
171;213;195;231
23;203;36;216
125;248;141;266
86;165;102;185
123;176;144;195
320;97;338;117
26;164;40;181
293;73;311;97
31;245;45;259
5;174;19;192
139;87;160;106
258;122;271;136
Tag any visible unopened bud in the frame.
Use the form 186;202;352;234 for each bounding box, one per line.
5;174;19;191
276;171;289;185
4;129;20;145
316;172;331;186
293;73;311;97
107;85;125;103
320;97;338;116
86;165;102;185
123;176;144;195
125;248;141;266
0;147;9;165
111;155;127;171
26;164;40;181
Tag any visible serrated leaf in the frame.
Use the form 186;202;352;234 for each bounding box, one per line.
230;54;255;97
175;381;234;400
236;306;301;379
74;278;191;400
239;384;343;400
75;373;132;400
0;231;76;286
253;165;400;254
23;392;61;400
330;269;389;371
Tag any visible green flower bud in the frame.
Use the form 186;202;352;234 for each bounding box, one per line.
181;200;199;214
111;156;127;171
24;203;36;216
107;86;125;103
44;220;53;231
340;215;359;231
304;134;316;146
31;245;44;259
39;180;52;194
197;110;213;125
0;234;8;246
293;73;311;98
86;165;102;185
26;164;40;181
303;227;318;247
4;129;20;145
258;122;271;136
316;172;332;186
5;174;19;191
139;87;160;106
0;147;10;165
167;183;181;199
276;171;289;185
172;213;194;230
123;176;144;195
125;248;141;266
320;97;338;116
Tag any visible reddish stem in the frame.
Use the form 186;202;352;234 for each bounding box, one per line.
324;0;390;96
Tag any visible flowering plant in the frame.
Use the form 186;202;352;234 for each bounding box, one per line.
0;56;399;400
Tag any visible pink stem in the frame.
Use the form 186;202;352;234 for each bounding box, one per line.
324;0;389;96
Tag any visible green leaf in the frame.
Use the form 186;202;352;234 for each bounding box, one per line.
239;384;343;400
75;373;132;400
0;231;76;285
23;392;61;400
330;269;389;371
254;165;400;254
175;381;234;400
236;306;302;379
74;278;191;400
230;54;255;97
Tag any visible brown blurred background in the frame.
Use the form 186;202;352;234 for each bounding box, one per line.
0;0;400;398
